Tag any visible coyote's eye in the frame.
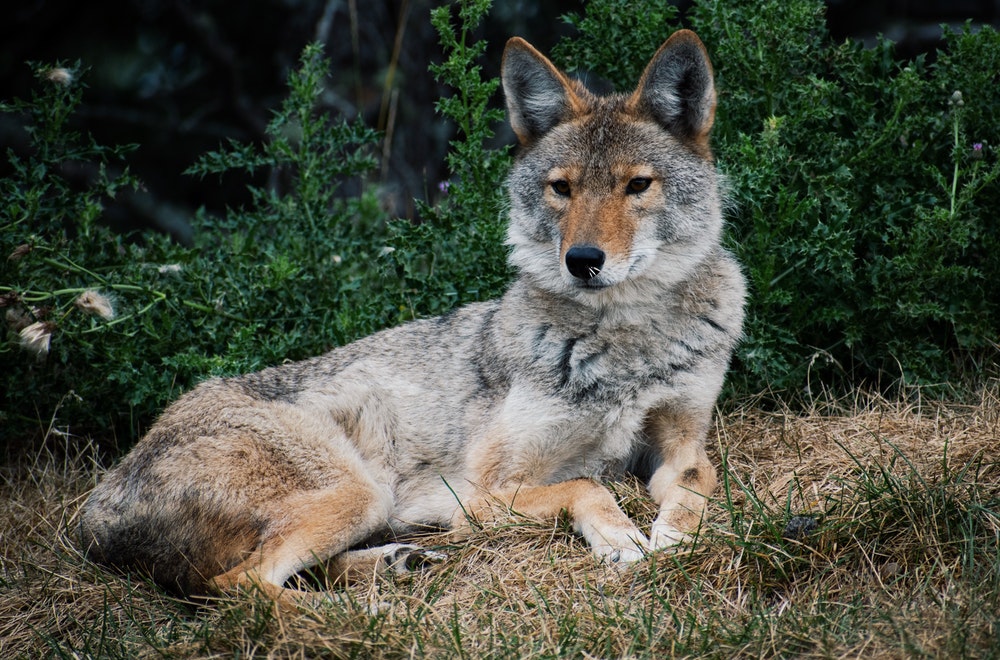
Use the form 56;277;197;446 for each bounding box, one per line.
626;177;652;194
551;180;571;197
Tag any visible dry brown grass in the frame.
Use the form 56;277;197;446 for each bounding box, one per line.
3;388;999;658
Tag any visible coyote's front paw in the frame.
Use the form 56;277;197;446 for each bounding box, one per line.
649;520;693;551
585;525;649;565
593;543;646;564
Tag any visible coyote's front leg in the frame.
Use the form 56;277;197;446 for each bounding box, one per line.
644;408;718;550
456;479;650;564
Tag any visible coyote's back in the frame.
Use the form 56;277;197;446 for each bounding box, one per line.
79;29;745;605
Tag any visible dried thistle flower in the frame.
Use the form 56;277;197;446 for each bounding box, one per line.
74;289;115;320
45;67;74;86
7;244;31;261
19;321;55;358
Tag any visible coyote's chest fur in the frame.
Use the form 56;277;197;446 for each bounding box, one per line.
79;29;746;603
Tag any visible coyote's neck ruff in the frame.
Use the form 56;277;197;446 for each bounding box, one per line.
80;30;746;605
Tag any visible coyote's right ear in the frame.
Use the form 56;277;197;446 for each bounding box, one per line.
502;37;592;145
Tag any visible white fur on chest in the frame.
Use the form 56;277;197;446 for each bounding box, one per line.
488;378;662;483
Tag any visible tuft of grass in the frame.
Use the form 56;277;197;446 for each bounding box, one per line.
3;387;999;657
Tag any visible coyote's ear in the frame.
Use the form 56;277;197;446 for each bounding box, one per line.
630;30;716;152
502;37;591;145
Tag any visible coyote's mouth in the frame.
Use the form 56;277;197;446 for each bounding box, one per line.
575;279;611;291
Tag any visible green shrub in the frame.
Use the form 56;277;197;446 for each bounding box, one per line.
1;47;387;443
4;0;999;446
556;0;1000;397
383;0;511;320
1;2;509;445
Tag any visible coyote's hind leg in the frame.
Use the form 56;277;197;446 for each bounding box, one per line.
323;543;448;585
210;478;393;607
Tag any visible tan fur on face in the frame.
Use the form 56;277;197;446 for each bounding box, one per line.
557;188;634;266
549;157;667;272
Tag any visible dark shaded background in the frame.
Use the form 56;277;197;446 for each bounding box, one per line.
2;0;998;241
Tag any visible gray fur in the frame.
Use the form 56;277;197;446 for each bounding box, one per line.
79;30;746;601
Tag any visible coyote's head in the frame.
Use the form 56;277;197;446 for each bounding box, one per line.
502;30;722;304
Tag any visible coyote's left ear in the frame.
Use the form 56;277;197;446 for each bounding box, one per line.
630;30;716;152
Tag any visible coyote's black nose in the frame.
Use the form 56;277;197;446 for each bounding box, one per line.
565;245;605;281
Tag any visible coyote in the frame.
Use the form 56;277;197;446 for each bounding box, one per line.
79;29;745;604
